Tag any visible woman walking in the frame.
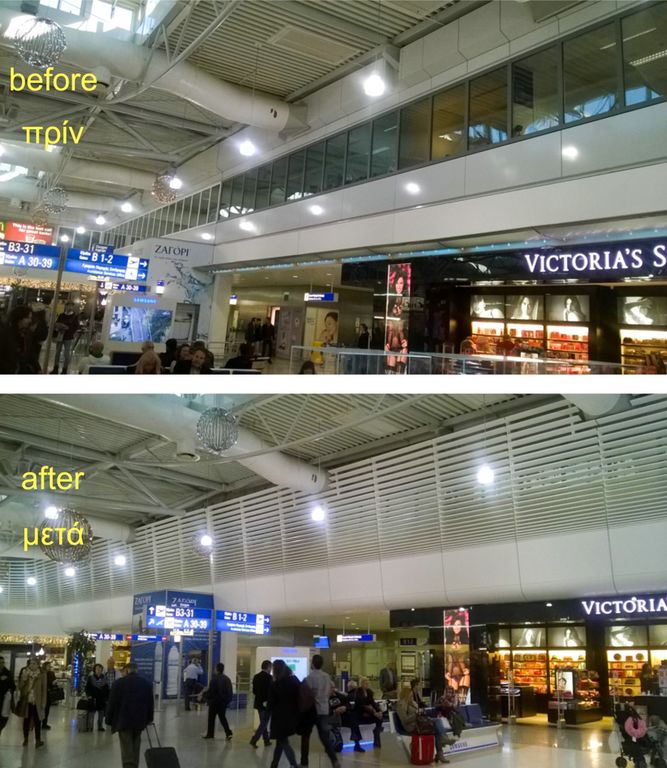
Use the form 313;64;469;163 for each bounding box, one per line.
16;658;47;748
85;663;110;731
268;659;300;768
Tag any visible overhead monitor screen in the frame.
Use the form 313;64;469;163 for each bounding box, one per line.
109;306;173;343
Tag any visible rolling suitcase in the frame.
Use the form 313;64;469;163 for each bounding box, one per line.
145;723;181;768
77;711;94;732
410;733;435;765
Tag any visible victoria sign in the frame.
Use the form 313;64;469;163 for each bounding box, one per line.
581;594;667;618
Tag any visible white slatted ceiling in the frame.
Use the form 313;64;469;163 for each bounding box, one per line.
3;395;667;610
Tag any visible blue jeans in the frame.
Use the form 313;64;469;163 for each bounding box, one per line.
433;716;448;753
251;708;270;744
271;737;297;768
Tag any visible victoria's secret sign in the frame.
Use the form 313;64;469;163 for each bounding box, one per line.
524;243;667;277
582;594;667;618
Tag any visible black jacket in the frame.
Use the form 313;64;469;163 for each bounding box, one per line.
105;673;153;733
172;360;212;375
268;674;300;740
207;673;233;707
252;670;272;711
0;665;15;701
85;673;109;711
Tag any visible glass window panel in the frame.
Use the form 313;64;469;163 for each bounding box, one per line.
189;193;201;228
286;151;305;200
219;180;232;219
431;84;465;159
230;177;244;217
323;133;346;190
207;185;220;223
174;198;184;230
399;98;431;168
270;157;287;205
255;164;272;209
511;47;560;136
469;67;508;148
304;142;325;196
242;168;257;214
564;23;618;123
346;123;371;184
623;5;667;106
371;111;398;177
180;197;192;230
197;190;209;226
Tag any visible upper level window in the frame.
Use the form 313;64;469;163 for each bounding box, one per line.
399;98;431;169
286;151;305;201
431;84;465;159
512;46;560;136
324;134;346;191
469;67;508;148
304;143;325;196
370;111;398;178
564;23;618;123
622;4;667;107
81;0;134;32
346;123;371;184
41;0;82;14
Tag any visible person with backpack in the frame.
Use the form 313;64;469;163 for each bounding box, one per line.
303;655;341;768
268;659;300;768
201;663;233;740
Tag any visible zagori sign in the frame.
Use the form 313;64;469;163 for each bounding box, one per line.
581;595;667;617
524;243;667;276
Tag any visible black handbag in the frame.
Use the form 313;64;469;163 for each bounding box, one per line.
76;698;93;711
49;686;65;703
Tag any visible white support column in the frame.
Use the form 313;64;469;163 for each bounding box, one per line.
208;273;234;343
220;631;238;683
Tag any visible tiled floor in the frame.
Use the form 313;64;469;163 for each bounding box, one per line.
0;702;619;768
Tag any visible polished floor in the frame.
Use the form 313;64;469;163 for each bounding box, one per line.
0;701;621;768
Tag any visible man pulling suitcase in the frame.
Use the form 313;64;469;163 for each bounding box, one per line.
105;662;154;768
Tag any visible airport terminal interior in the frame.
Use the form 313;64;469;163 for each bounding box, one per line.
0;0;664;372
0;392;666;767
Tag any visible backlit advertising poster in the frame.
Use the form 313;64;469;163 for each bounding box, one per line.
3;220;54;244
385;263;411;373
444;607;471;703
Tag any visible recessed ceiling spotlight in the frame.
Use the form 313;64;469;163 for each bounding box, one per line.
121;201;133;213
200;232;213;240
65;566;76;577
405;182;420;195
200;534;213;548
311;505;326;522
309;205;324;216
114;555;127;567
562;145;579;160
239;140;257;157
26;576;37;586
95;214;106;226
477;464;495;485
45;506;59;519
363;72;386;97
76;225;85;234
239;220;256;233
0;585;4;593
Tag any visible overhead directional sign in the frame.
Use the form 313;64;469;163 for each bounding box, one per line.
336;633;376;643
0;240;59;270
128;634;168;642
99;280;148;293
88;633;125;641
216;610;270;635
66;248;149;281
146;604;212;632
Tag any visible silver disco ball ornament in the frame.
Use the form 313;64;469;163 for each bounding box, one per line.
42;186;68;215
196;408;239;454
152;174;177;204
38;508;94;564
14;16;67;69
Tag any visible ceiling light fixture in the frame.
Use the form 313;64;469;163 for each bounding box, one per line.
239;139;257;157
200;534;213;548
405;182;420;195
0;586;4;593
363;72;386;97
76;225;85;234
309;205;324;216
239;220;256;233
95;214;106;226
114;554;127;567
59;234;69;242
169;175;183;190
121;201;133;213
26;576;37;586
311;505;326;523
200;232;213;241
477;464;495;485
65;566;76;577
562;145;579;160
45;505;59;519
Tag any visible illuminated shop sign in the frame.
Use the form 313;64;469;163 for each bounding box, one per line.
523;243;667;277
581;595;667;617
4;221;54;244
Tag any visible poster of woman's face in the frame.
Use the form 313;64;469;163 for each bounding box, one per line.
388;264;411;296
548;626;586;648
508;295;544;321
385;264;411;363
546;295;590;323
511;626;546;648
471;295;504;319
312;309;339;345
606;625;648;648
444;609;470;648
554;669;574;696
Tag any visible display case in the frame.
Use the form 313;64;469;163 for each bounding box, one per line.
548;669;601;724
511;650;548;693
548;649;586;672
620;328;667;371
607;650;649;698
546;325;589;362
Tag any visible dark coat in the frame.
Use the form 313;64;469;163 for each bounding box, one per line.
0;666;15;701
207;673;233;707
105;673;153;733
85;673;109;711
172;360;212;375
252;670;272;711
268;674;300;740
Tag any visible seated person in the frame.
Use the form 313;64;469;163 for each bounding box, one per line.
224;343;254;370
135;351;162;374
349;677;383;752
436;687;465;737
396;685;451;765
160;338;178;369
78;341;110;373
170;343;191;372
192;339;215;369
173;348;212;375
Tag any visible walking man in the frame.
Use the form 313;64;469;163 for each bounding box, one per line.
183;657;203;711
105;663;153;768
250;660;272;747
304;655;341;768
202;663;233;741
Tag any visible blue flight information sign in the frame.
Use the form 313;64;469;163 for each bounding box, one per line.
99;280;148;293
0;240;59;270
88;633;125;641
216;610;271;635
146;604;212;632
66;248;149;281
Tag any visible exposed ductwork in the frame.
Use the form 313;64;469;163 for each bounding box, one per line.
562;394;631;419
0;177;119;211
1;141;156;190
36;395;329;495
0;10;306;133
